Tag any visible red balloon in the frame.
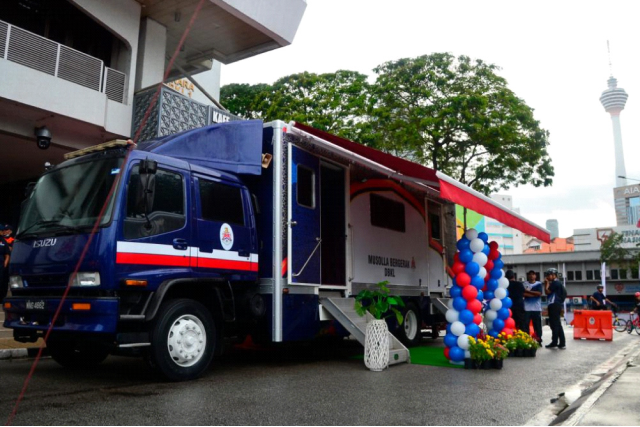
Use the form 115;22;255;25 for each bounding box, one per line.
488;249;500;260
467;299;482;314
456;272;471;287
482;285;487;292
462;285;478;301
502;328;514;337
508;309;513;318
454;253;460;263
504;318;515;330
452;262;466;275
444;347;450;360
485;260;494;272
473;313;482;325
489;241;499;251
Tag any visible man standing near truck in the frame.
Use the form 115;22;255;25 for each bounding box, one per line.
544;268;566;349
523;270;543;344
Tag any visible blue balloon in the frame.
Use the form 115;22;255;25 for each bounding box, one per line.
490;268;502;279
493;318;505;332
504;289;509;298
465;323;480;337
497;307;510;320
476;290;484;301
478;232;489;243
446;323;452;335
459;249;473;264
459;309;474;325
482;244;490;255
496;252;502;260
450;285;462;298
502;297;513;309
450;346;465;362
456;238;470;251
486;279;498;291
484;290;495;300
471;275;484;289
444;333;458;348
453;297;467;312
452;277;458;287
488;329;499;338
465;261;480;277
494;259;505;270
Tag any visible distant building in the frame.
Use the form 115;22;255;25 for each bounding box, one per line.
546;219;559;240
456;194;523;254
523;237;574;254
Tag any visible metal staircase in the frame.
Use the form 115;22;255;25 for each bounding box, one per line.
321;297;410;366
432;297;450;316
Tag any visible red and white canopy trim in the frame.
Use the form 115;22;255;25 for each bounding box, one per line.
289;122;550;243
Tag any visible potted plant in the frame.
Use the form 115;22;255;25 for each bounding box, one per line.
491;340;509;369
354;281;405;371
467;336;493;369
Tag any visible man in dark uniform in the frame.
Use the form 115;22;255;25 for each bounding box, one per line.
544;268;566;349
0;226;10;300
589;285;617;310
506;270;526;331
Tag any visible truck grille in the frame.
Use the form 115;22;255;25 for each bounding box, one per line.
24;274;69;288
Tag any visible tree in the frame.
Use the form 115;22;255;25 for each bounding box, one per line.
369;53;554;194
221;71;371;141
600;232;640;277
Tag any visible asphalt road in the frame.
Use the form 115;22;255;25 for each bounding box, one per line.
1;327;638;426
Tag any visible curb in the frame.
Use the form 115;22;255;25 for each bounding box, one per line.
0;347;48;360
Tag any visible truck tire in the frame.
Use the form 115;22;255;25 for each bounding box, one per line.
397;302;422;347
148;298;216;381
47;339;110;368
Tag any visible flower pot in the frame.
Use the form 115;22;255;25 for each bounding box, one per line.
514;349;524;357
524;349;534;357
492;359;504;370
481;360;492;370
364;319;389;371
464;358;474;370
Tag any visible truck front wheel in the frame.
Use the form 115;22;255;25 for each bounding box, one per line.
148;298;216;381
397;302;422;347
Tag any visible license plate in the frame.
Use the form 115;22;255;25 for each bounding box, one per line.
25;300;46;310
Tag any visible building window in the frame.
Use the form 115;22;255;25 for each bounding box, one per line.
595;269;601;280
370;193;405;232
586;270;593;280
567;271;574;281
296;165;315;209
620;269;628;280
429;202;441;241
611;269;619;280
575;271;582;280
632;269;639;279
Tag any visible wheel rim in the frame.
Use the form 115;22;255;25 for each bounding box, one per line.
404;310;418;340
167;314;207;367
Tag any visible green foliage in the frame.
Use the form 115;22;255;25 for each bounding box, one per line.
354;281;405;324
369;53;554;194
600;232;640;276
220;83;271;119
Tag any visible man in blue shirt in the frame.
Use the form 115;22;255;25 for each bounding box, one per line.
523;270;543;344
589;285;617;311
544;268;566;349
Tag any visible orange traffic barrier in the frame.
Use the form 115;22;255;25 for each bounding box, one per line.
572;310;613;341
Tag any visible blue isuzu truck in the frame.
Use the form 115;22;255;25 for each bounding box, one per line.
2;119;545;380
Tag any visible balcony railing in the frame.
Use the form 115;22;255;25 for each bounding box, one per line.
0;19;126;104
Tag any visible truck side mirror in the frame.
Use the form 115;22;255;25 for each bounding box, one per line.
137;159;157;217
24;182;36;198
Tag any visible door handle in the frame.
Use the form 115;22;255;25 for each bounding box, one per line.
172;238;188;250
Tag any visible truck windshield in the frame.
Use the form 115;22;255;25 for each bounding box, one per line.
18;155;124;238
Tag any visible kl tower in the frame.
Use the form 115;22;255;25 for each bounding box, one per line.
599;46;629;188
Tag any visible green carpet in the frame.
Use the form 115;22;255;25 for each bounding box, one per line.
408;346;463;368
352;346;462;368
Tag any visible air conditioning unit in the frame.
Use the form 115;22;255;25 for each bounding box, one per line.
572;297;582;305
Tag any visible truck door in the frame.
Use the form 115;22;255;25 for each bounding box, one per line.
193;175;256;280
288;145;321;285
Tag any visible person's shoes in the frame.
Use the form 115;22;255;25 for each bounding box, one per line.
558;345;566;349
545;344;558;349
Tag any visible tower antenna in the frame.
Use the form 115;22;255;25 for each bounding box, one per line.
607;40;613;76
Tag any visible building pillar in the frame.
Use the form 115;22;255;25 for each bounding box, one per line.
134;18;167;91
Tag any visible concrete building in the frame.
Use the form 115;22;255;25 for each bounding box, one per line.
502;250;639;310
0;0;307;226
546;219;559;240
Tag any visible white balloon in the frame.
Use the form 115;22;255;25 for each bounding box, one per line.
457;334;471;350
469;238;485;253
465;229;478;240
501;270;506;278
498;277;509;288
464;350;471;359
485;309;498;321
447;298;454;310
490;298;503;311
445;309;459;323
485;320;493;330
495;287;507;299
478;267;487;279
472;252;488;267
451;321;466;337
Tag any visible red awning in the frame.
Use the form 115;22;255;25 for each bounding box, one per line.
291;122;550;243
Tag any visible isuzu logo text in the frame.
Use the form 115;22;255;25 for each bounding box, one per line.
33;238;57;248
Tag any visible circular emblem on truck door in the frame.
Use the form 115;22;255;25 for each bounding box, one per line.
220;223;234;250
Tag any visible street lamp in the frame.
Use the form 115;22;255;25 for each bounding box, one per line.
618;175;640;183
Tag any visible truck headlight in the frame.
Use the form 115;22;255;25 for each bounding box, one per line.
9;276;24;289
71;272;101;287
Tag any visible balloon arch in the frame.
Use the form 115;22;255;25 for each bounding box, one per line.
443;228;515;363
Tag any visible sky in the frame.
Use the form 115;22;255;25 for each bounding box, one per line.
219;0;640;238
